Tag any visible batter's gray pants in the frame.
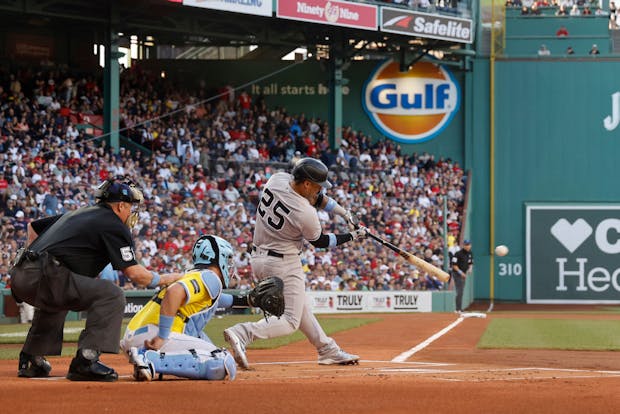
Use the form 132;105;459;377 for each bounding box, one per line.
229;250;336;353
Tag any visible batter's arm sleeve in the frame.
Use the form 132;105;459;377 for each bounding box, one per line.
309;232;353;248
319;195;347;217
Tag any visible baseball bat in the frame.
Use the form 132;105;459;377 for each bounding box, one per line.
366;232;451;283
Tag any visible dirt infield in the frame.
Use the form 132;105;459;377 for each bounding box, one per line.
1;311;620;414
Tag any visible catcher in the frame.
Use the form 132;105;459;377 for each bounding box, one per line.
121;234;284;381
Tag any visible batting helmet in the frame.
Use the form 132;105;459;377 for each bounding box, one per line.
291;158;332;189
191;235;237;288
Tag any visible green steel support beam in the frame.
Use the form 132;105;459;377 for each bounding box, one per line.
104;3;120;153
328;37;345;150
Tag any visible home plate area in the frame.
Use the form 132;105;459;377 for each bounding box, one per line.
233;359;620;382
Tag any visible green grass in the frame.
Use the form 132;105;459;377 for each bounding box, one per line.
478;318;620;351
0;314;379;360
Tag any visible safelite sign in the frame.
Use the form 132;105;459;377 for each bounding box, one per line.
362;60;460;143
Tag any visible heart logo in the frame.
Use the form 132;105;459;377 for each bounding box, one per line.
550;218;593;253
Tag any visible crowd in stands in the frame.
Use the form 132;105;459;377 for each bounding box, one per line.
506;0;614;26
376;0;465;15
0;64;467;294
537;42;600;54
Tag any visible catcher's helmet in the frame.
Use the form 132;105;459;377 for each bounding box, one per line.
192;235;237;288
291;158;332;189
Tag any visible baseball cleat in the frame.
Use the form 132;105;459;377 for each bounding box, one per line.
223;329;250;370
18;352;52;378
128;347;155;382
66;348;118;382
318;348;360;365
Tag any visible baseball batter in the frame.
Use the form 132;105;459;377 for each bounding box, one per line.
224;157;368;368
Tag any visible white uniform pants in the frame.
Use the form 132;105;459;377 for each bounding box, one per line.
229;250;336;352
120;324;219;354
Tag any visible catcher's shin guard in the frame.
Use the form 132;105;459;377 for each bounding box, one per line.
144;348;236;380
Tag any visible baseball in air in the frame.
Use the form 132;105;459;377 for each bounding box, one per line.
494;245;509;257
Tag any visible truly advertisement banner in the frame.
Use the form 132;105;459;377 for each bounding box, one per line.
182;0;272;17
526;204;620;303
307;291;432;313
380;7;473;44
362;60;460;144
277;0;378;30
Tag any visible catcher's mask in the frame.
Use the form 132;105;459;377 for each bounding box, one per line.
95;177;144;228
192;235;238;288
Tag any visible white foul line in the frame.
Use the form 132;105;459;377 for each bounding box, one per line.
0;327;83;338
391;316;464;363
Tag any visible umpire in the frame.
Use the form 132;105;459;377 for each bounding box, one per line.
9;177;181;382
451;239;473;313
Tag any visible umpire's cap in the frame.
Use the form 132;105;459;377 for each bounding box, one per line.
291;158;332;189
95;177;144;204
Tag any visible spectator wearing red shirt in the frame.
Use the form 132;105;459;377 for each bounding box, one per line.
556;25;569;37
238;90;252;114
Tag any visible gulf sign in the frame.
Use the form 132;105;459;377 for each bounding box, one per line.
362;60;460;143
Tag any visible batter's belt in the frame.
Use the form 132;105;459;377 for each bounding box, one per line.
252;245;301;258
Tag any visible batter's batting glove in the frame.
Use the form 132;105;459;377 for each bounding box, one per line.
344;211;360;228
350;226;368;241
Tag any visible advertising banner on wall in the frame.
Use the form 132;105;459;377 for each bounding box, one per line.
123;295;151;318
307;291;432;313
7;33;55;60
277;0;378;30
380;7;473;44
526;204;620;303
362;59;460;144
182;0;272;17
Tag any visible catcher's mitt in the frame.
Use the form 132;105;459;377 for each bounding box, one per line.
248;276;285;318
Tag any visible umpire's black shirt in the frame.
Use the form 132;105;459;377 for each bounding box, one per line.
29;203;138;277
452;248;473;273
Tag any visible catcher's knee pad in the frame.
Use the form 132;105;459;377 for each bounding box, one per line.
203;349;236;381
144;348;236;381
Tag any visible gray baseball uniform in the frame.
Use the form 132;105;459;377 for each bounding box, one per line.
228;172;337;351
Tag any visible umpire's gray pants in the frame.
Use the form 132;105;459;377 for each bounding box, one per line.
10;252;125;355
453;272;466;312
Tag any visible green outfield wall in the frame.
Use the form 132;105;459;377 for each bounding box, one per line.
469;58;620;303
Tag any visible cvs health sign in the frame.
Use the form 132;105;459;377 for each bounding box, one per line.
362;60;460;143
527;204;620;303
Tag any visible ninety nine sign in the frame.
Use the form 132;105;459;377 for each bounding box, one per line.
381;7;473;44
277;0;378;30
182;0;272;17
